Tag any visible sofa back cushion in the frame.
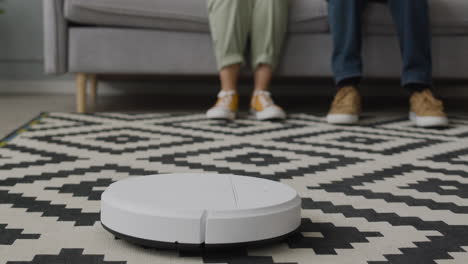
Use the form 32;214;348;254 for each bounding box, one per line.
64;0;329;33
65;0;209;32
365;0;468;35
65;0;468;35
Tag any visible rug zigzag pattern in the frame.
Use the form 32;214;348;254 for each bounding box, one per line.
1;112;468;264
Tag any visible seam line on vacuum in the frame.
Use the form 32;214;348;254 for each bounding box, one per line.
200;210;207;243
229;175;239;207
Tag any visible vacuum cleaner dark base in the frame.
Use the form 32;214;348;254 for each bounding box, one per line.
103;223;300;252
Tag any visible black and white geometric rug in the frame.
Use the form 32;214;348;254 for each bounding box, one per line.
1;112;468;264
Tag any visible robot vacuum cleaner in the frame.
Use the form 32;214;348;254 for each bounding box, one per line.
101;173;301;250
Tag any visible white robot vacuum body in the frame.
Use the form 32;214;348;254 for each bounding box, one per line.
101;174;301;249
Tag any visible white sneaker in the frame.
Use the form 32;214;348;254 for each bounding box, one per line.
206;90;238;120
250;91;286;120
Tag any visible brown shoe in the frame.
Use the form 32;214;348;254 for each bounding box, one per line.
409;89;449;127
326;86;362;124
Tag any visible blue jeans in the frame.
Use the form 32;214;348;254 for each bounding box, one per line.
328;0;432;88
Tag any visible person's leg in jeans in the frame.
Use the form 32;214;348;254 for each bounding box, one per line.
329;0;367;86
388;0;432;89
387;0;448;127
206;0;253;120
250;0;288;120
326;0;366;125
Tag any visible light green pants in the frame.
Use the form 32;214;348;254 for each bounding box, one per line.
207;0;289;71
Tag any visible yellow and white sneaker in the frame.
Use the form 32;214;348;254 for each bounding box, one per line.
327;86;362;125
206;90;239;120
409;89;449;127
250;91;286;120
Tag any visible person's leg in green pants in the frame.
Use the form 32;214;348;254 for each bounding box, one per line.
206;0;289;121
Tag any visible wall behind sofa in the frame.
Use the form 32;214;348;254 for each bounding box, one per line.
0;0;57;80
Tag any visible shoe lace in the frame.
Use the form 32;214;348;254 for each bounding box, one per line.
414;90;443;111
216;90;236;108
333;86;355;106
253;90;274;108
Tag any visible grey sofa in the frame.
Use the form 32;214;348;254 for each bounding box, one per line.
43;0;468;113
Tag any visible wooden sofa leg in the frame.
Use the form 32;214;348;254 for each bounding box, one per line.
89;74;98;112
76;73;88;113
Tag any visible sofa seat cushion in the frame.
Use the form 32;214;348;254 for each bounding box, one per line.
64;0;329;33
365;1;468;35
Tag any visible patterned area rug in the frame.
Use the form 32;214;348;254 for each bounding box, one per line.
1;112;468;264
